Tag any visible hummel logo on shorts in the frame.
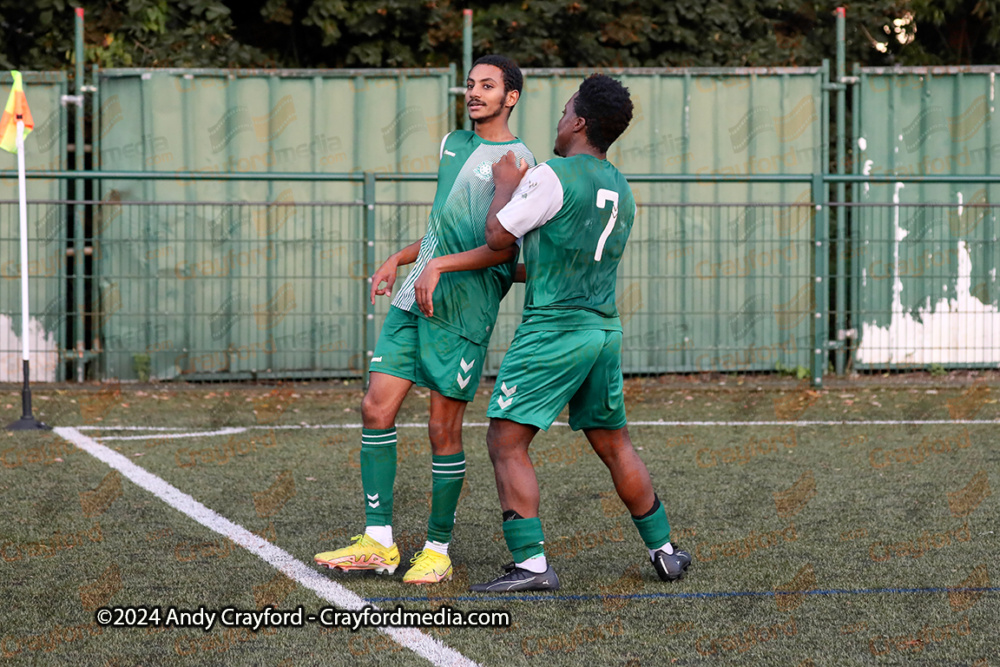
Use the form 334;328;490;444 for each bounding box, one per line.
444;150;456;156
457;358;474;389
497;382;517;409
371;356;383;363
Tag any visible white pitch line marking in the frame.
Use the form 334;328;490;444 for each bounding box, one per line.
53;427;480;667
77;426;188;431
83;418;1000;442
97;427;247;441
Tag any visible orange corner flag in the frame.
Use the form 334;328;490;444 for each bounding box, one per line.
0;71;34;154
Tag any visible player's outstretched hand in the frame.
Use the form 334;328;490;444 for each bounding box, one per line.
413;258;441;317
492;151;529;192
370;256;399;305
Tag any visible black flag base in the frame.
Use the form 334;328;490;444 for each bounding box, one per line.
7;415;50;431
6;360;50;431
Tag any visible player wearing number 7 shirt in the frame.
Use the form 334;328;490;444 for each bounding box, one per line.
470;74;692;592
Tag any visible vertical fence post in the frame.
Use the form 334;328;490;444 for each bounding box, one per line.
813;61;831;387
73;8;86;382
812;170;828;387
834;7;848;375
850;63;862;372
90;65;101;380
363;172;377;388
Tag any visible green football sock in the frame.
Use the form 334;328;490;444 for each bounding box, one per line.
502;517;546;563
631;499;671;551
360;427;396;527
427;451;466;544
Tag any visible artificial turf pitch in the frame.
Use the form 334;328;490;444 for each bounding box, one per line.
1;379;997;665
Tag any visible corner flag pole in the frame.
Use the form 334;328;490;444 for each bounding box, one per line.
4;73;48;430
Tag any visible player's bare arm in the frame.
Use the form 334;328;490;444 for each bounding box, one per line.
485;151;529;250
414;244;518;317
370;238;423;304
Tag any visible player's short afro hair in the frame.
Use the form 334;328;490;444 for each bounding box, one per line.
470;55;524;97
573;74;633;153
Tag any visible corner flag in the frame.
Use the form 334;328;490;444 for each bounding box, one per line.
3;70;48;430
0;70;34;153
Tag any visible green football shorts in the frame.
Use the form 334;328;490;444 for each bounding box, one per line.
486;327;627;431
369;305;487;402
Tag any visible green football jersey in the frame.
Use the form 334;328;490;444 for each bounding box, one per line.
392;130;535;345
495;154;637;331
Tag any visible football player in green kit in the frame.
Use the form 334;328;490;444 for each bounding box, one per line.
470;74;692;592
315;56;535;585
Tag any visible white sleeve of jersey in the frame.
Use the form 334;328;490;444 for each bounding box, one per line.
439;132;452;160
495;163;564;239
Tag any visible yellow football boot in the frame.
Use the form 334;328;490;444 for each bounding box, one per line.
402;549;453;585
315;534;400;574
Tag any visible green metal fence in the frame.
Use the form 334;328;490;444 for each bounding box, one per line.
3;65;1000;386
853;67;1000;370
3;172;998;385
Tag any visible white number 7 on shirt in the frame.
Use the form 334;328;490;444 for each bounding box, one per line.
594;188;619;261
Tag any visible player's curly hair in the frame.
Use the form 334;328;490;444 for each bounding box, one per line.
471;55;524;98
573;74;633;152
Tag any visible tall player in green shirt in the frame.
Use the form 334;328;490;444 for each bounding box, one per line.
315;56;535;585
470;74;692;592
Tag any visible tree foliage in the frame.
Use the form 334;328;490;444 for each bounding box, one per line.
2;0;1000;72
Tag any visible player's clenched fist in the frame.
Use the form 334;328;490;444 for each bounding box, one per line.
491;150;529;192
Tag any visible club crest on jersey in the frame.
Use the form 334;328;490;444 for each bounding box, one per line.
474;160;493;182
